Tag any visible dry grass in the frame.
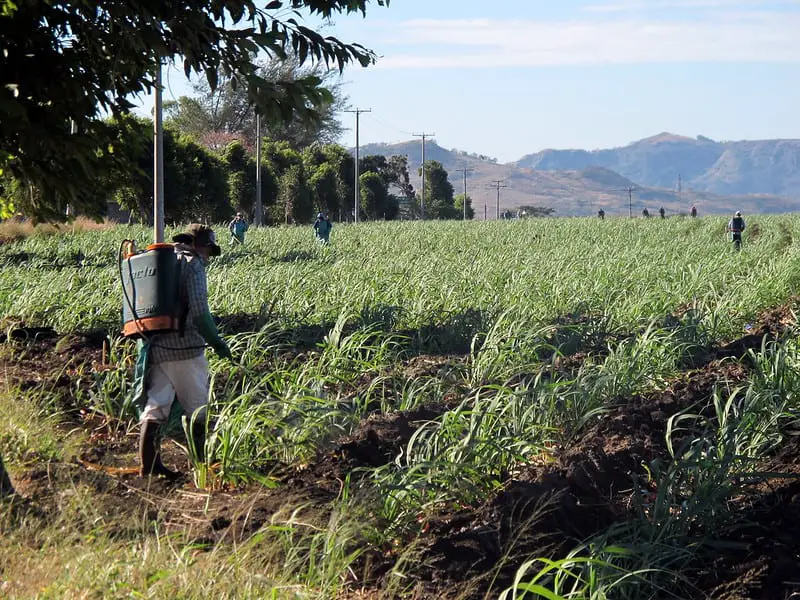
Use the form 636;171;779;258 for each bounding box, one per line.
0;217;118;244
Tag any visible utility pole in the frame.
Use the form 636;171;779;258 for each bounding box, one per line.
618;186;638;218
254;113;262;225
66;119;77;218
153;59;165;243
484;203;487;221
346;108;371;223
677;173;682;207
254;113;262;226
455;167;474;220
413;132;434;219
490;180;507;220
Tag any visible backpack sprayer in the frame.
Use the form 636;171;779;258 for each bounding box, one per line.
119;240;184;339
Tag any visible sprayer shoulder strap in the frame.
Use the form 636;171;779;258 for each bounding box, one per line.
175;251;190;336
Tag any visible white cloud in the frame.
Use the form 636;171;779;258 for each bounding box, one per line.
373;12;800;68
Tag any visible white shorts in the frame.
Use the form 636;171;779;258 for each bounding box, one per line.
140;355;210;424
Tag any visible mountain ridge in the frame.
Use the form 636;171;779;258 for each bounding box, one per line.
357;133;800;218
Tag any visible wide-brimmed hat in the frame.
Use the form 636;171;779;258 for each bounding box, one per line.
173;223;221;256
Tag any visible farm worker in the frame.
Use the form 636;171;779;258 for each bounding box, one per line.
598;209;605;220
228;212;249;245
727;211;746;249
642;208;650;218
134;223;232;480
314;212;332;244
690;205;698;218
659;207;666;219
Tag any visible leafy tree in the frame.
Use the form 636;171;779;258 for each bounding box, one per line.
358;153;410;220
263;141;303;175
221;140;278;218
222;142;254;214
359;171;389;220
276;164;312;224
359;154;388;176
419;160;457;219
322;145;355;218
309;163;341;217
384;194;400;221
386;155;415;203
454;193;475;220
1;0;389;221
168;138;230;223
101;116;229;224
165;57;350;150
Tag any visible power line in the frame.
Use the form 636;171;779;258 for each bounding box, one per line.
413;132;434;219
454;167;474;220
489;180;507;220
345;108;372;223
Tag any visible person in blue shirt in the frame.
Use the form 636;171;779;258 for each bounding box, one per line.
314;212;332;244
228;212;249;245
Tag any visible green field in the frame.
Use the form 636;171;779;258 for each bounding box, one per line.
2;216;800;599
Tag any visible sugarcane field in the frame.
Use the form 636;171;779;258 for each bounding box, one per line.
2;216;800;599
8;0;800;598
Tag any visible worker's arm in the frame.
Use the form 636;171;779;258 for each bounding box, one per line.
196;310;232;359
185;259;232;359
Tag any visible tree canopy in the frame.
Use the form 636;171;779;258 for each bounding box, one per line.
420;160;457;219
0;0;389;221
165;57;349;150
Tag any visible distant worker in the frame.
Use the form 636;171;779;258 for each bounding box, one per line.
135;224;232;480
642;208;650;218
690;205;698;218
659;206;666;219
727;210;746;250
228;212;249;246
314;212;332;244
598;208;605;220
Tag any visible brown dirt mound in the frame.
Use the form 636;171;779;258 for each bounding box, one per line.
693;434;800;600
410;361;748;597
411;298;798;598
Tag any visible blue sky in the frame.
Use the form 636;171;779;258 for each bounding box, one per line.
143;0;800;163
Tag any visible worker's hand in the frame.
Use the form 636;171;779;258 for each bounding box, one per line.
213;340;233;360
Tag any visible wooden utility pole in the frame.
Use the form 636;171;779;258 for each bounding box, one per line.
346;108;371;223
490;180;507;220
413;132;434;219
455;167;474;220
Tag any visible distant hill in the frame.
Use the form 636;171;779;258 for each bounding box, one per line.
358;137;800;218
516;133;800;198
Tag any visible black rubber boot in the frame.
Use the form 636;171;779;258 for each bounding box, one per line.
0;453;15;498
139;421;181;481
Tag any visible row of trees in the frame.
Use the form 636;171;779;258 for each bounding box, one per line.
54;115;471;224
0;109;477;224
